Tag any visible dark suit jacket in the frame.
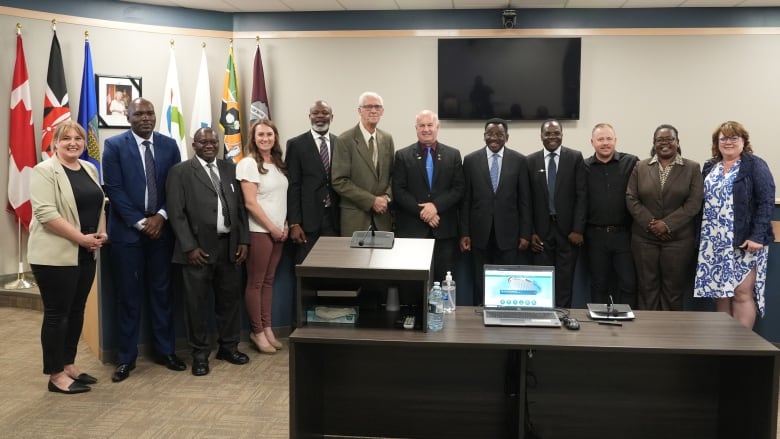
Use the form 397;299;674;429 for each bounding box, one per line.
332;123;394;235
285;130;339;234
626;156;703;242
165;157;250;264
103;131;181;243
527;146;587;237
459;146;532;250
392;142;464;239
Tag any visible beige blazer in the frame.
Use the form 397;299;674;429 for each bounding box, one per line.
332;123;395;236
28;156;105;266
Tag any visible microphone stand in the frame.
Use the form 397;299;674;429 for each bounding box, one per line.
598;294;622;326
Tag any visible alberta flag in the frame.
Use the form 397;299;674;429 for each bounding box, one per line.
219;45;242;163
41;30;70;160
77;38;101;181
190;45;212;142
160;46;186;160
7;32;36;229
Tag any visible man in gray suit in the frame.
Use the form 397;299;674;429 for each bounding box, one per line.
166;127;250;376
332;91;395;236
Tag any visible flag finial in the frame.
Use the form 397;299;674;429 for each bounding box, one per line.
84;30;89;41
256;35;260;46
202;42;206;48
51;19;56;31
170;39;174;48
16;22;21;35
229;38;233;48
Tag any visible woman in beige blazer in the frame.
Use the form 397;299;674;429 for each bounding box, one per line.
626;124;703;311
28;120;106;394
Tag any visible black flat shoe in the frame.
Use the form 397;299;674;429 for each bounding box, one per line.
111;362;136;383
215;349;250;365
48;380;90;394
74;373;98;385
155;354;187;371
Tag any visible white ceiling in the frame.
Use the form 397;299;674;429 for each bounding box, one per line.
118;0;780;13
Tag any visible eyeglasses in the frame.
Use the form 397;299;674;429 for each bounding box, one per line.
654;136;677;144
360;104;384;111
718;136;741;144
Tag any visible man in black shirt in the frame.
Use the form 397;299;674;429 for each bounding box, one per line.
584;123;639;306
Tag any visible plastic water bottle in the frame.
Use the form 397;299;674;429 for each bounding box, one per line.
442;271;456;313
427;281;444;332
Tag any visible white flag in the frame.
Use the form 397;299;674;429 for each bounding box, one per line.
160;46;187;160
190;46;212;142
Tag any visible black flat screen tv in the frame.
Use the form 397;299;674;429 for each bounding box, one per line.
438;38;581;121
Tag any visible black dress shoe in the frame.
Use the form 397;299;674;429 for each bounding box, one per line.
49;380;90;394
215;349;250;365
111;362;136;383
155;354;187;371
192;360;209;376
74;373;98;385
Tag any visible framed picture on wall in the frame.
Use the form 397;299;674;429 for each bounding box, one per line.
96;74;142;128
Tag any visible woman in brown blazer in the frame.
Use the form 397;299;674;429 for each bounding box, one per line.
626;124;703;310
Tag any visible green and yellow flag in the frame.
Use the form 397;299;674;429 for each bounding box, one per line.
219;43;242;163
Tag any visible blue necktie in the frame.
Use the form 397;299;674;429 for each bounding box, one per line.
547;152;557;213
490;152;499;193
425;146;433;189
143;140;157;214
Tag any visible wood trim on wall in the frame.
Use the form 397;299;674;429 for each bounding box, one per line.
773;221;780;243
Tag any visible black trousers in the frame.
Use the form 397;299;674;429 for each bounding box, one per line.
32;252;96;375
533;223;579;308
471;227;518;306
585;227;637;307
294;205;339;265
180;236;243;361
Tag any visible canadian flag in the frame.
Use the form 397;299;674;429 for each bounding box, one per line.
7;32;36;230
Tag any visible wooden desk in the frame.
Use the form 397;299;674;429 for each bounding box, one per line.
289;308;779;439
295;237;434;330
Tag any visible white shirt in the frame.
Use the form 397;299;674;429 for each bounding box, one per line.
544;146;562;176
485;146;504;180
310;129;330;163
236;156;288;233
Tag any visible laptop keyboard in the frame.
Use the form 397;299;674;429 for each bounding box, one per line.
485;310;559;320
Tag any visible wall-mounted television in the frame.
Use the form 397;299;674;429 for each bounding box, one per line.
438;38;581;121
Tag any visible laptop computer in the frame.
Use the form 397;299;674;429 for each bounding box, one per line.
482;265;562;327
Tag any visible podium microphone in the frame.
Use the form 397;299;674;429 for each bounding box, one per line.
598;294;622;326
358;216;375;246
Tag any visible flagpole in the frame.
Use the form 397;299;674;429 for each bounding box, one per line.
5;221;35;289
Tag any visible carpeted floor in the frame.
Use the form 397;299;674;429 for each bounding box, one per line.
0;306;289;438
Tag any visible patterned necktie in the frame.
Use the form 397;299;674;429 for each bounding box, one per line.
319;136;332;207
489;152;499;193
207;163;231;227
368;136;377;169
547;152;557;214
142;140;157;214
425;146;434;189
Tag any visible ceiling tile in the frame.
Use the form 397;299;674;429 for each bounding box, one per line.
510;0;567;7
565;0;627;7
679;0;740;5
280;0;346;11
739;0;780;5
225;0;290;12
454;0;508;9
622;0;684;6
337;0;401;10
395;0;455;10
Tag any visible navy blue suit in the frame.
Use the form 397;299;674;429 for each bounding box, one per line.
103;131;181;364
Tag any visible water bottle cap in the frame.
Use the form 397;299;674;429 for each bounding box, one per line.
433;281;441;286
445;271;453;281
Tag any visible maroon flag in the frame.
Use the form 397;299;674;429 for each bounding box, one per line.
41;30;70;159
7;32;37;229
250;43;271;123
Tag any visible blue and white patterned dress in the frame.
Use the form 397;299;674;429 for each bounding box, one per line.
694;160;768;316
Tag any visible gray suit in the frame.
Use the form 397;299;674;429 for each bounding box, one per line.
332;123;394;235
166;157;249;359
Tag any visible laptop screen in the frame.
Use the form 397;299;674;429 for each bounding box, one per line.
483;265;556;309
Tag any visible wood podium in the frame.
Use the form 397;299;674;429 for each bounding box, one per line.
295;237;435;331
